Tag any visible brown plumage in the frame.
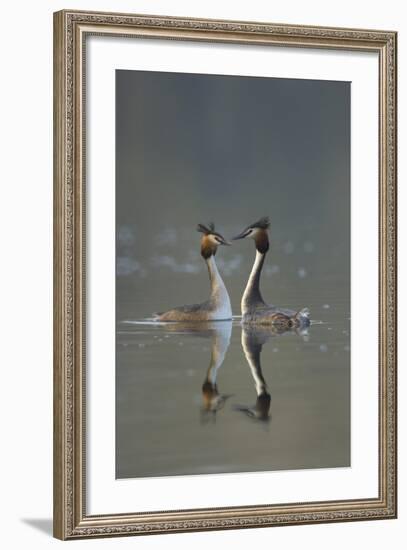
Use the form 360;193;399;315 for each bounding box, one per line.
200;234;218;259
254;229;269;254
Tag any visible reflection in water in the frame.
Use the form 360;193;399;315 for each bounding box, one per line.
235;325;273;422
199;321;233;421
116;316;350;479
155;321;233;421
159;320;305;425
234;325;310;423
160;321;307;424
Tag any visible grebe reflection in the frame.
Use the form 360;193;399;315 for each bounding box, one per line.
200;321;233;421
234;325;276;422
157;320;232;421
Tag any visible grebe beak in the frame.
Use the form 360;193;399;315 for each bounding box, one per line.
231;229;250;240
215;234;232;246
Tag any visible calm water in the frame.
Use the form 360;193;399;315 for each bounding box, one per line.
116;291;350;479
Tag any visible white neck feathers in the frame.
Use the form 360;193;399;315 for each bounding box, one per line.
206;256;232;320
241;250;266;314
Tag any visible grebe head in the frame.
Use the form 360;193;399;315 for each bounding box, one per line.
197;223;231;259
201;380;218;410
231;216;270;254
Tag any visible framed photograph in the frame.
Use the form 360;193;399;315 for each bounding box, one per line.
53;9;397;540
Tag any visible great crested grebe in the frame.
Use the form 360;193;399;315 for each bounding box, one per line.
232;217;310;328
156;223;232;322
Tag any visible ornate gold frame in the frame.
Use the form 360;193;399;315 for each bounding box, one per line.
53;9;397;540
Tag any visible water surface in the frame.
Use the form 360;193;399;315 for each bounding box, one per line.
116;294;350;479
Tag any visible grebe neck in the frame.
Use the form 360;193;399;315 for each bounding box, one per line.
241;250;267;314
206;256;232;319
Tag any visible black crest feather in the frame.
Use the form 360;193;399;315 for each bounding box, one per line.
250;216;270;230
197;222;215;235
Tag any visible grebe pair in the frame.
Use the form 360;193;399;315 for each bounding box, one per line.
156;218;310;328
